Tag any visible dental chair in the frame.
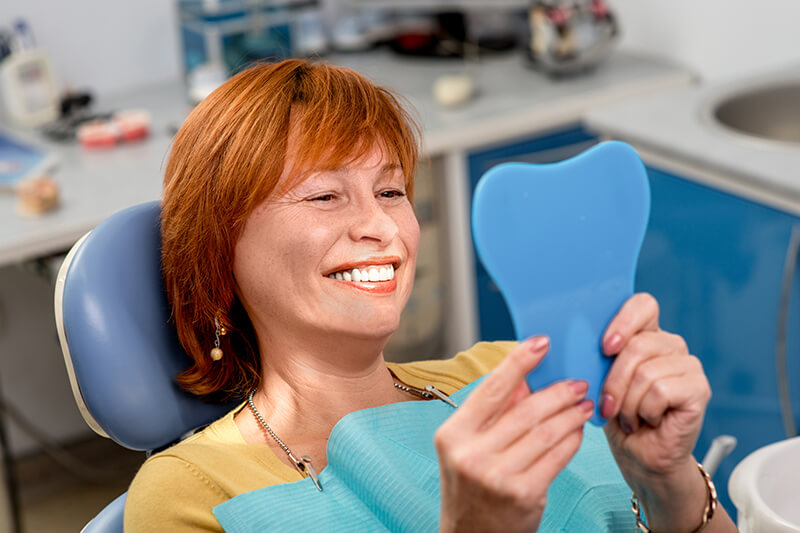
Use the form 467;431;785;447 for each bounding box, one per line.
54;201;237;533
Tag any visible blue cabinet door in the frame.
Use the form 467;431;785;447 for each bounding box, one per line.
467;124;599;341
636;166;800;516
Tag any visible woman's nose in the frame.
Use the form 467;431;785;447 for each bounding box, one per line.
348;197;399;245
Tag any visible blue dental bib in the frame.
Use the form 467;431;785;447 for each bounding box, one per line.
213;378;635;532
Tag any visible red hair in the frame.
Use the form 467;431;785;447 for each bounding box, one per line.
161;59;421;400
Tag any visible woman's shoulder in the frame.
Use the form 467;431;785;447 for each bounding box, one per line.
124;404;298;532
124;449;228;532
388;341;517;394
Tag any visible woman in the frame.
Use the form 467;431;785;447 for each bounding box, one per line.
125;59;736;532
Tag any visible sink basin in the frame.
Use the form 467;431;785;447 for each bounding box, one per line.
709;81;800;146
729;436;800;532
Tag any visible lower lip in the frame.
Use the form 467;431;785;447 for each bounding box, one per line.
331;278;397;294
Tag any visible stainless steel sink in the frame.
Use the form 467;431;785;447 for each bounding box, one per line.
708;81;800;146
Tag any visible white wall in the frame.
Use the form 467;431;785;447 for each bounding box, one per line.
0;0;181;95
3;1;800;94
612;0;800;82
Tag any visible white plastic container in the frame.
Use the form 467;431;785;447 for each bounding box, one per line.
729;436;800;532
0;49;59;127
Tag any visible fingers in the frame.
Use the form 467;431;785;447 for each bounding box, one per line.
495;396;593;474
616;355;694;431
485;379;590;450
437;393;589;513
636;369;709;429
602;293;660;355
600;330;687;420
451;336;549;432
435;338;591;531
507;428;584;495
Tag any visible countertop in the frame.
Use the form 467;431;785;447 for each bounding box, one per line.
0;82;189;265
329;50;693;155
585;65;800;212
0;49;692;265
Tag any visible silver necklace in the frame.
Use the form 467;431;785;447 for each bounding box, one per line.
247;381;458;492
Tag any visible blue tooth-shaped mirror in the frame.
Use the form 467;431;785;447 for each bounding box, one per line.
471;140;650;425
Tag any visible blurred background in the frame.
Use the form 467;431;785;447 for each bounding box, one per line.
0;0;799;531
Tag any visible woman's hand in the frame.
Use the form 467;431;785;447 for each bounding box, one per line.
600;293;708;475
600;293;735;531
434;337;594;533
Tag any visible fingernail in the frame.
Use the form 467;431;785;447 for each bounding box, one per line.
600;393;616;419
578;399;594;413
527;336;549;353
619;416;633;434
569;380;588;397
604;334;623;354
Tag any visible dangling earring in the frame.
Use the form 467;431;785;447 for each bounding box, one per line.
210;315;227;361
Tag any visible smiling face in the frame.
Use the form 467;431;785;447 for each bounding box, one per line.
233;144;420;349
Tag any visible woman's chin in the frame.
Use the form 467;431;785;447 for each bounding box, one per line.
333;317;401;343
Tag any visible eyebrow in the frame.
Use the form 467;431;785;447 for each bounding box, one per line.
323;162;402;174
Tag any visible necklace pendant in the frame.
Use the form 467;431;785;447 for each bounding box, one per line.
425;385;459;408
299;456;323;492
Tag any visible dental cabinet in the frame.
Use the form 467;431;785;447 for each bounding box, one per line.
636;165;800;516
581;74;800;518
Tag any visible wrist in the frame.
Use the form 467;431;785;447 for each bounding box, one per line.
631;460;716;533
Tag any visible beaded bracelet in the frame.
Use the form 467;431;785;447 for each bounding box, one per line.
631;462;717;533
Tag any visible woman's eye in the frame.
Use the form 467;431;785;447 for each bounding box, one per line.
309;194;335;202
380;190;406;199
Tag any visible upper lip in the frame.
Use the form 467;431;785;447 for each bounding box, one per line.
324;256;401;276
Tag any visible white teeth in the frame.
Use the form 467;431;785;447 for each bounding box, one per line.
328;264;396;282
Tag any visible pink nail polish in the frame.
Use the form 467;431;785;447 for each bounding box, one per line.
569;380;588;397
527;336;549;352
604;334;622;354
600;394;616;419
578;399;594;413
619;416;633;434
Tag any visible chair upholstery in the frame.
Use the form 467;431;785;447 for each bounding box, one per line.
54;201;236;532
80;493;126;533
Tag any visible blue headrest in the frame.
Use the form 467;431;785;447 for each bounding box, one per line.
55;201;236;451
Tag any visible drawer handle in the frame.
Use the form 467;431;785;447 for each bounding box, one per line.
776;225;800;437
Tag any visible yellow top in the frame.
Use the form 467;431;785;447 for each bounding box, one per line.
124;341;514;532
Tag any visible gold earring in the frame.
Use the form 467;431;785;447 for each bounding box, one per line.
210;316;226;361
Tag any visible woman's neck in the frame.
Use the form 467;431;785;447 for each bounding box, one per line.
234;333;409;469
258;345;401;432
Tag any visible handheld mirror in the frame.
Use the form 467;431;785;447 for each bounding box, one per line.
471;141;650;425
